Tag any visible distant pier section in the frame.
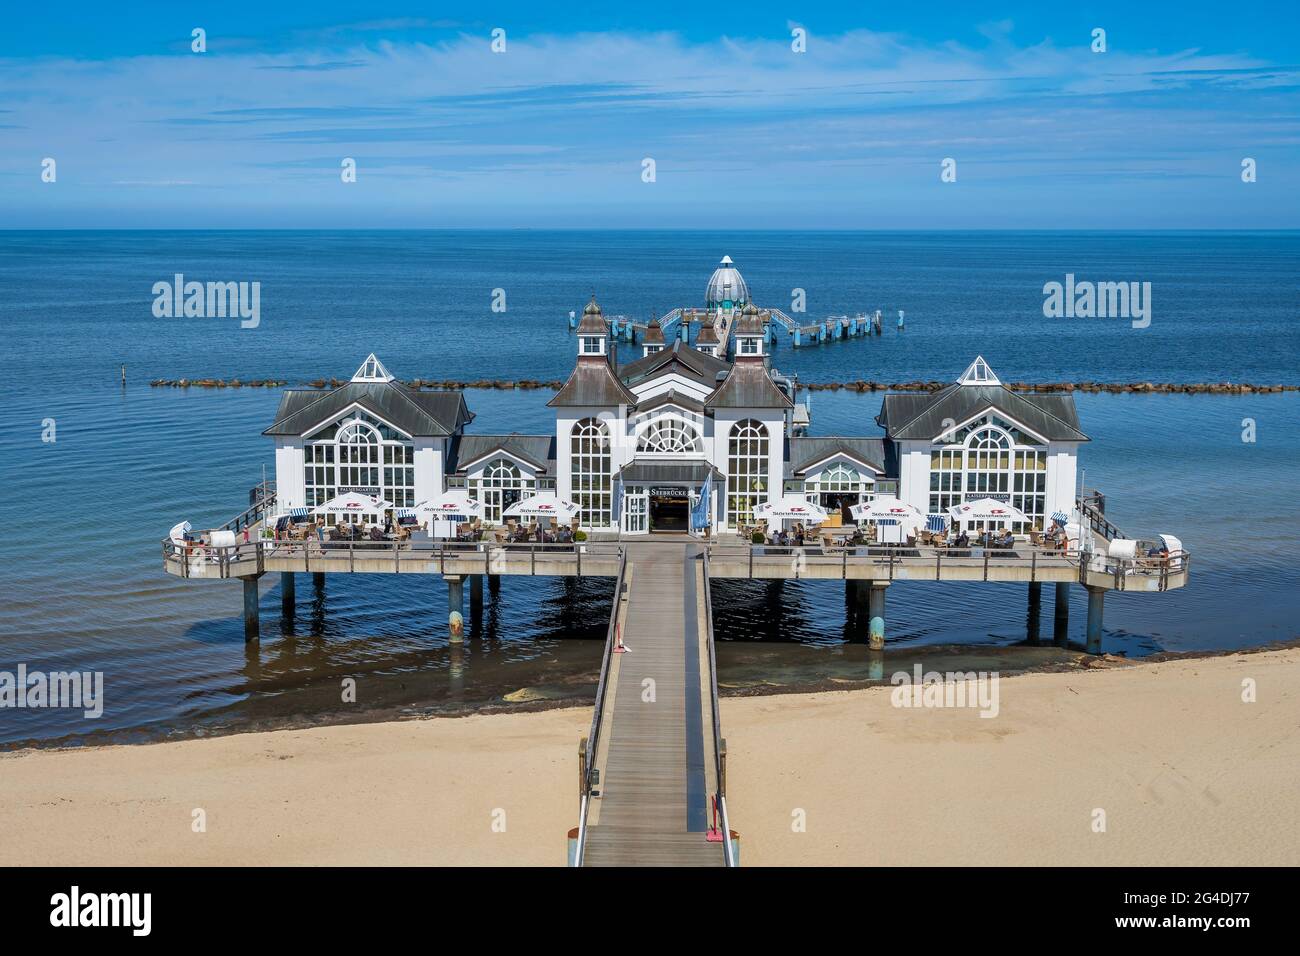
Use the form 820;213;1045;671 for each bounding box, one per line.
567;255;901;351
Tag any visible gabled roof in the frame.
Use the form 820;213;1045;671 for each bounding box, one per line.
618;340;731;390
265;381;472;438
788;437;887;475
705;361;793;409
548;357;638;407
634;388;706;415
643;318;665;345
876;370;1088;443
447;434;556;475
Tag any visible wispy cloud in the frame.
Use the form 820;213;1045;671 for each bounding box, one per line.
1;25;1296;227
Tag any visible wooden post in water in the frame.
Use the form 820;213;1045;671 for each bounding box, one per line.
280;572;295;617
1085;587;1105;655
1053;582;1070;645
469;573;484;620
241;575;260;642
447;575;465;642
1027;581;1042;644
867;584;887;650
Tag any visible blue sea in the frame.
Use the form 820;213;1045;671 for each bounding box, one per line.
2;230;1298;747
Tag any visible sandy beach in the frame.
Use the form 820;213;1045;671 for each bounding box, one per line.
2;648;1296;866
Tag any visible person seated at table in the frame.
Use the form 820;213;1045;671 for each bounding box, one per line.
955;529;970;548
557;526;573;544
996;529;1014;548
794;526;806;547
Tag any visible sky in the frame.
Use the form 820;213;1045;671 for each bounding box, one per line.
2;1;1298;228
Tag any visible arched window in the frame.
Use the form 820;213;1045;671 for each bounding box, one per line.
636;418;703;455
304;417;415;518
929;422;1046;530
471;457;533;524
727;419;768;528
571;418;612;528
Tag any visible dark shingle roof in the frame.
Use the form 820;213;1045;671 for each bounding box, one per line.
264;382;472;437
788;437;887;474
618;340;731;389
447;434;556;475
705;362;793;409
877;383;1088;441
634;388;706;415
615;460;724;484
548;358;639;407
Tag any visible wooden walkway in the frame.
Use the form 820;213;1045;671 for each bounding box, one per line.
581;541;725;867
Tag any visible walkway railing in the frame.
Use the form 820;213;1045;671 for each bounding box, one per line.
575;548;628;867
163;535;1188;591
700;549;734;866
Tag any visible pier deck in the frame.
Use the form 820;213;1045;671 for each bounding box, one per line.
579;542;726;866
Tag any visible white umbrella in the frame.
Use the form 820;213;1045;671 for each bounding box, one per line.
169;521;192;544
414;491;485;519
849;496;924;527
504;494;580;522
948;498;1029;524
753;496;828;522
312;492;393;515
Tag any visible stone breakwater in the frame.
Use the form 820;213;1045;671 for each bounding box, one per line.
150;377;1298;395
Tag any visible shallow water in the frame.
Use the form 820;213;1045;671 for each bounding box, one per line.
1;231;1297;747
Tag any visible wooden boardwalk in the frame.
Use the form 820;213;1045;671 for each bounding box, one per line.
581;541;725;867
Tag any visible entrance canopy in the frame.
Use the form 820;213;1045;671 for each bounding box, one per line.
312;492;393;515
948;498;1029;524
850;496;924;527
753;496;828;522
415;491;485;520
504;494;580;522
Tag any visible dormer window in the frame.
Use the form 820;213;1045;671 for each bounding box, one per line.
581;336;605;356
644;344;663;355
738;337;761;355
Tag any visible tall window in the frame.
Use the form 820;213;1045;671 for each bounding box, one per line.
470;458;534;524
727;419;768;528
571;418;612;528
304;415;415;512
636;418;703;455
929;421;1046;530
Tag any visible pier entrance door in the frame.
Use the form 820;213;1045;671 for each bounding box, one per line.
624;493;649;535
648;486;690;534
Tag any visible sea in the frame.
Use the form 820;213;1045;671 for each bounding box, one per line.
2;230;1297;748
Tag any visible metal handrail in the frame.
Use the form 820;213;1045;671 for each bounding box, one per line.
700;548;734;866
574;547;628;867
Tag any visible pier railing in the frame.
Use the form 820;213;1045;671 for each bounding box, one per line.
162;536;1187;592
575;547;629;866
700;548;735;866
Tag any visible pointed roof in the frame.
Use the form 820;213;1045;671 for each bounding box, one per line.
695;321;720;345
876;357;1088;442
734;302;764;337
265;381;472;438
643;317;665;345
576;296;608;336
352;353;394;383
548;355;638;408
705;361;793;409
447;433;556;475
957;355;999;385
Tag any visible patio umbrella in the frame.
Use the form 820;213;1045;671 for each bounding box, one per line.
504;493;580;522
849;496;924;527
752;496;828;522
948;498;1030;524
169;521;192;544
311;492;393;515
414;491;485;520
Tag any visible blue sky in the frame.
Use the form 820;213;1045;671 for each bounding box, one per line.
2;1;1298;228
